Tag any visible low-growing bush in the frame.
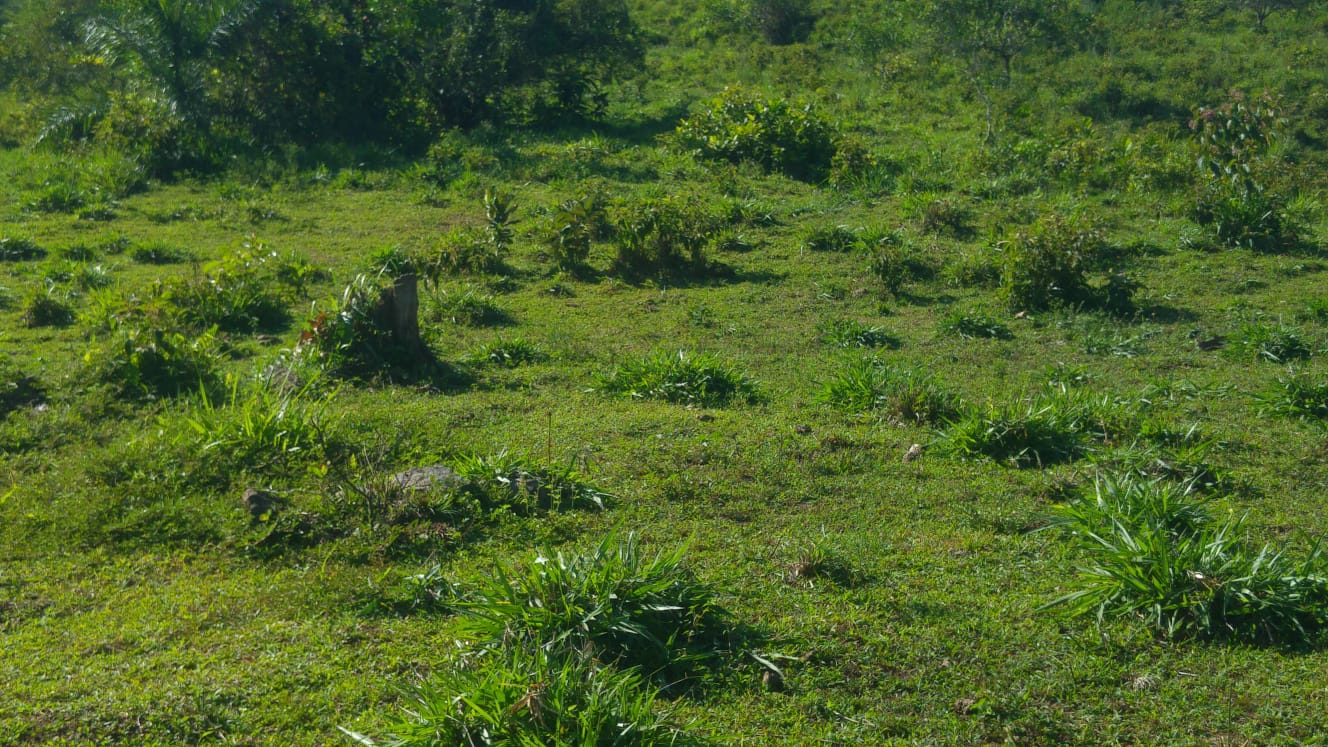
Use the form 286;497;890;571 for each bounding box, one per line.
539;195;604;271
611;196;718;278
130;241;193;265
424;284;509;326
0;355;44;415
816;357;959;424
168;250;292;333
181;375;334;472
800;225;861;253
596;351;762;407
675;87;839;181
87;325;223;400
451;451;609;514
940;391;1126;467
999;214;1136;314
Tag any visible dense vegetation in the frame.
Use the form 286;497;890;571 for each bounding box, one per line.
3;0;1328;743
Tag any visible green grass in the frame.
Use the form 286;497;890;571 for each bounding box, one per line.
4;1;1328;744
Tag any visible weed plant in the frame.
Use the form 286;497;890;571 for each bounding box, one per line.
675;86;838;181
0;354;44;415
20;284;76;327
939;390;1128;467
169;250;292;333
459;532;718;682
1258;371;1328;419
999;213;1135;314
818;319;900;349
596;351;761;407
181;375;334;472
1047;477;1328;644
87;324;223;400
611;196;718;278
469;336;548;367
130;241;193;264
451;451;609;514
816;356;959;424
1226;322;1313;363
0;235;45;261
424;284;508;326
939;309;1013;340
351;647;687;747
800;225;860;253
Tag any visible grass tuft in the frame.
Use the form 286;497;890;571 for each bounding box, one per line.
596;351;762;407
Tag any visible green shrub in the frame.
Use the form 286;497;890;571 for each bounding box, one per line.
351;647;686;747
596;351;762;407
939;391;1125;467
1047;476;1328;644
675;87;839;181
1192;182;1294;251
424;284;509;326
181;375;333;472
297;275;408;375
539;195;603;271
816;357;959;424
460;532;718;682
88;325;223;400
919;196;975;237
999;214;1134;313
611;196;718;277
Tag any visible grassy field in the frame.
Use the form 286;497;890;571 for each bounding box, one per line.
5;1;1328;744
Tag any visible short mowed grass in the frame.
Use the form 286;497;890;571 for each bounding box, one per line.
5;1;1328;746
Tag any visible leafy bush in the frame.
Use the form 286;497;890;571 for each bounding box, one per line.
596;351;762;407
999;214;1135;313
919;196;975;237
460;532;718;681
539;195;605;271
424;284;509;326
297;274;410;376
818;319;900;349
1188;90;1298;251
611;196;718;277
816;357;959;424
350;647;686;747
676;87;839;181
88;325;223;400
1047;476;1328;644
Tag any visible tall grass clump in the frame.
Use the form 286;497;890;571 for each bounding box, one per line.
1226;322;1313;363
460;532;719;683
0;354;44;415
451;451;609;514
1258;371;1328;419
87;325;223;400
181;375;334;472
818;319;900;349
346;647;687;747
610;196;718;278
596;351;761;407
816;356;959;424
1046;476;1328;644
940;391;1128;467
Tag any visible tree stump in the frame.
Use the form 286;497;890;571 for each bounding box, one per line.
373;273;425;357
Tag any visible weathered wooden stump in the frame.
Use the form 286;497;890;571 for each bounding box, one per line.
372;273;425;357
